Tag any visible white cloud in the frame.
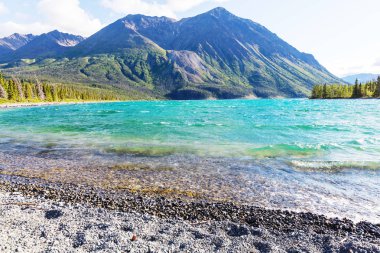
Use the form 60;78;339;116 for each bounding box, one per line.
0;21;50;37
0;0;104;37
101;0;229;18
0;0;228;38
327;55;380;77
102;0;176;18
38;0;103;36
166;0;228;13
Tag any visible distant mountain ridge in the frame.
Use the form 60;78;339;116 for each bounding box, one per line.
0;33;35;57
0;7;342;99
2;30;84;61
342;73;379;84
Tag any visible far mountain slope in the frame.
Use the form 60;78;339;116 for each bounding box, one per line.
342;73;379;84
4;30;84;61
0;33;35;57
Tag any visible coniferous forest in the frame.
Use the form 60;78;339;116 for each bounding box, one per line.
311;77;380;99
0;73;126;103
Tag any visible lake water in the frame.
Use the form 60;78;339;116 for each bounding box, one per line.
0;99;379;223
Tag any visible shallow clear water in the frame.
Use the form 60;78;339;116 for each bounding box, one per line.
0;99;379;222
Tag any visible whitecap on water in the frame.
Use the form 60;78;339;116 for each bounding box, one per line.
289;160;380;171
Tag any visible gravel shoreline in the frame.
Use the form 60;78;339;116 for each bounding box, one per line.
1;178;379;252
0;101;124;109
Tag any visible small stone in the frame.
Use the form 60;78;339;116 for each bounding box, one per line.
73;232;86;248
131;234;137;241
45;210;63;219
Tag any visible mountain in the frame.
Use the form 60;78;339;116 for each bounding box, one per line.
342;73;379;84
0;8;342;99
4;30;84;61
0;33;35;57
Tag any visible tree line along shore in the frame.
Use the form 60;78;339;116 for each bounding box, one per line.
2;72;380;102
0;73;125;103
311;77;380;99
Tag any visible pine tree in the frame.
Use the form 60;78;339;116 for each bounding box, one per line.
51;85;59;102
358;83;363;98
12;77;24;101
352;83;359;98
25;83;34;99
0;74;7;99
374;76;380;97
311;85;319;98
35;76;45;100
0;83;6;99
322;84;327;98
7;79;17;100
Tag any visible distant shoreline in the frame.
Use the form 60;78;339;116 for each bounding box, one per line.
0;101;122;109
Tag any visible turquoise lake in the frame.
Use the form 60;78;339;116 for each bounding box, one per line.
0;99;379;222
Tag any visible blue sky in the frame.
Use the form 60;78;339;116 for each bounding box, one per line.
0;0;379;77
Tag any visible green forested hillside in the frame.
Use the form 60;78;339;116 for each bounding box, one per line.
0;73;144;103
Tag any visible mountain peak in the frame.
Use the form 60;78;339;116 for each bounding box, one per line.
0;33;35;51
120;14;176;29
8;33;23;39
42;30;85;47
48;29;61;34
206;7;234;17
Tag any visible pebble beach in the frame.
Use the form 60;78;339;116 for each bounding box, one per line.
0;178;380;252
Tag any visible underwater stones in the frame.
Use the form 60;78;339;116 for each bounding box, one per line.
356;222;380;237
73;232;86;248
226;224;250;237
45;210;63;219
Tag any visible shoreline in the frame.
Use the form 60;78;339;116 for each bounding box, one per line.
0;178;379;252
0;101;122;109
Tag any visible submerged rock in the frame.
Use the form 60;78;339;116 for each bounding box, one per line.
44;210;63;219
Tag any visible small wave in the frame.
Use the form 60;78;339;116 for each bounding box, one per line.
290;160;380;171
246;144;323;158
348;139;366;145
104;146;194;157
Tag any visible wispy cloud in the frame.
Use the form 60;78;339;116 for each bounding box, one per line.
0;21;50;37
0;1;7;14
0;0;104;37
38;0;103;36
372;58;380;67
332;56;380;77
0;0;228;37
101;0;229;18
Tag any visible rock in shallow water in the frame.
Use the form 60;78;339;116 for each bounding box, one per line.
44;210;63;219
73;232;86;248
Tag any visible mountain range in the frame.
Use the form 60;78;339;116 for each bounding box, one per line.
0;7;342;99
342;73;379;84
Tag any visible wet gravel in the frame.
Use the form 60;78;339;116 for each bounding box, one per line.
0;178;379;252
